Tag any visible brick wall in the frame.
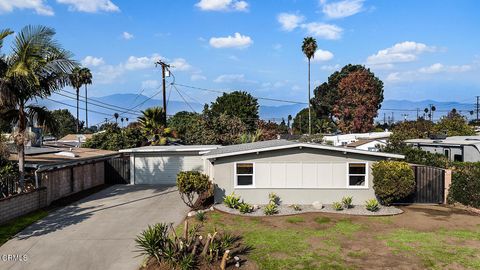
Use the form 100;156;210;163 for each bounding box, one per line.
40;161;105;204
0;187;47;224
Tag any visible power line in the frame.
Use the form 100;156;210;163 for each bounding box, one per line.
172;84;197;113
59;89;143;114
45;98;113;117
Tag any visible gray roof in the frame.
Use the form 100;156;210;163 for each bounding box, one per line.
202;139;296;156
202;139;404;159
406;136;480;146
120;145;221;153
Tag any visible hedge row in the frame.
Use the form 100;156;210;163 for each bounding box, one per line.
448;163;480;208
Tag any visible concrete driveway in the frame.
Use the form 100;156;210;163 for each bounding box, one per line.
0;185;189;270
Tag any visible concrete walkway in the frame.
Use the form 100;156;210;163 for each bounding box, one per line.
0;185;189;270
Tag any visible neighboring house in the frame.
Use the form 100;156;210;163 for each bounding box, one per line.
46;134;94;148
323;132;391;147
346;139;386;152
120;145;220;185
122;140;403;204
406;136;480;162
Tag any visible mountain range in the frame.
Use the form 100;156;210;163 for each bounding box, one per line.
37;93;476;127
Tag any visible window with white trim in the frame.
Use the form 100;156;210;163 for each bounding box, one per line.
348;163;367;187
235;163;254;186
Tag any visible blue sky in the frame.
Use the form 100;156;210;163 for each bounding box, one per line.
1;0;480;108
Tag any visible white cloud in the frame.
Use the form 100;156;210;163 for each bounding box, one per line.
367;41;436;65
191;74;207;81
277;13;305;31
300;22;343;40
419;63;473;74
209;32;253;49
195;0;248;11
213;74;255;83
0;0;54;15
321;0;364;19
141;80;161;89
81;56;105;67
312;49;334;62
170;58;192;71
122;31;134;40
95;64;124;84
124;54;163;70
56;0;119;13
320;64;340;71
385;72;402;83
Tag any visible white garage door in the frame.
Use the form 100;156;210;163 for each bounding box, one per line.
134;154;204;184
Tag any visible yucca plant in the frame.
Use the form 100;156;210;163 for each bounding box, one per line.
342;196;353;209
333;202;344;211
195;211;206;222
365;199;380;212
135;223;170;264
223;192;241;209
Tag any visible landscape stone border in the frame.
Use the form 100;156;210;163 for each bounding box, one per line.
214;203;403;217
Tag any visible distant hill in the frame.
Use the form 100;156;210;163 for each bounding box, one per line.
36;93;475;127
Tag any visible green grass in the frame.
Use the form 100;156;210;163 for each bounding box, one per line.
286;216;305;224
0;210;48;245
314;216;331;224
380;228;480;269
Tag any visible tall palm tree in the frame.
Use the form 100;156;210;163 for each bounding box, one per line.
114;113;119;123
0;25;77;191
69;67;83;133
301;37;317;135
81;68;92;128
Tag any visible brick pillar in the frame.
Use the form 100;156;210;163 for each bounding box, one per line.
444;169;452;204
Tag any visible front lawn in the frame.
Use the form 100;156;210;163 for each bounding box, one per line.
0;210;48;245
180;205;480;269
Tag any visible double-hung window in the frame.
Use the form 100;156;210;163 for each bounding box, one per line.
348;163;367;188
235;163;254;187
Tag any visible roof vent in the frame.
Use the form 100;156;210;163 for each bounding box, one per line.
429;134;447;140
55;151;78;158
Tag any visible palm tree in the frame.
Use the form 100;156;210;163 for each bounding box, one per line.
69;67;83;133
301;37;317;135
0;25;77;191
138;107;172;145
81;68;92;129
114;113;119;123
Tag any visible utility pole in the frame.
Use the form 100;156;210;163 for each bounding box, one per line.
155;60;170;124
416;108;419;120
383;113;386;125
391;112;394;124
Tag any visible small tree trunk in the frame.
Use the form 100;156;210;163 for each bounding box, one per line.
220;250;230;270
85;85;88;129
183;219;189;242
76;87;80;133
201;233;212;257
18;103;26;192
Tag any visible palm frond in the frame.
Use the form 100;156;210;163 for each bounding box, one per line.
26;105;56;132
0;28;13;50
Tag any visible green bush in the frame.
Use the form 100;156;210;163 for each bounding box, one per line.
332;202;344;211
448;163;480;208
372;161;415;205
223;192;241;209
268;192;280;205
263;202;278;215
238;201;253;214
365;199;380;212
176;171;212;208
341;196;353;209
195;211;205;222
291;204;302;211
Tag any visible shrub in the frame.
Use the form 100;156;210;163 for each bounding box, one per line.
238;201;253;214
268;192;280;205
176;171;212;208
136;221;248;269
342;196;353;209
448;163;480;208
223;192;241;209
195;211;206;222
365;199;380;212
332;202;344;211
291;204;302;211
263;202;278;215
372;161;415;205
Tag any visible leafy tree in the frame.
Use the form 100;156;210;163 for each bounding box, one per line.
208;113;247;145
0;26;76;190
176;171;212;209
292;108;335;134
168;111;199;142
301;36;317;135
207;91;259;131
384;119;435;153
50;109;81;138
83;124;145;151
434;110;475;136
278;119;289;135
332;68;384;133
312;64;369;121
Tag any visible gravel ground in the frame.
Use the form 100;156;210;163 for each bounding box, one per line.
215;203;403;216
